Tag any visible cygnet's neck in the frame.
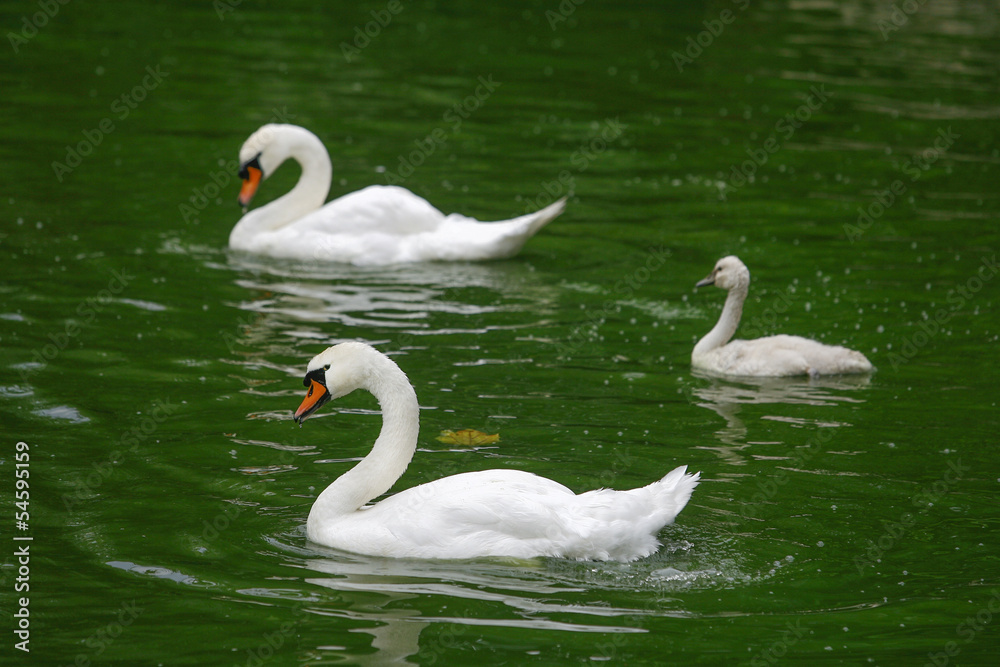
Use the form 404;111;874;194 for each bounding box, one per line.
308;355;419;520
694;281;748;357
230;127;333;245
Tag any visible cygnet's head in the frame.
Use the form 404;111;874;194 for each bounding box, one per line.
695;255;751;291
293;342;382;425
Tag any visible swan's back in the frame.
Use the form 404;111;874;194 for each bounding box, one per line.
695;334;873;377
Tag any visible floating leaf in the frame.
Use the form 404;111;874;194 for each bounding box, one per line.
436;429;500;446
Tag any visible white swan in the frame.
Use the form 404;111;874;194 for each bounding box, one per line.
230;124;565;265
692;256;874;377
293;342;699;561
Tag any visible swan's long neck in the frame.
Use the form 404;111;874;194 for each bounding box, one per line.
229;128;333;243
694;281;748;356
309;358;419;519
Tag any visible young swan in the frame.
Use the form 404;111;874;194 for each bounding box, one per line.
692;256;874;378
293;342;699;561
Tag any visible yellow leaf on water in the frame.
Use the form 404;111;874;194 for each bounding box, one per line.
436;429;500;446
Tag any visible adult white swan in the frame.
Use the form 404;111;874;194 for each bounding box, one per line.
230;124;565;265
692;256;874;377
292;342;699;561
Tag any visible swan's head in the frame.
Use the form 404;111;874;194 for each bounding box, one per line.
695;255;750;291
293;342;383;425
237;124;317;211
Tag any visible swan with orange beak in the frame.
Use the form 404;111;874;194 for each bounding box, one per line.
230;124;566;264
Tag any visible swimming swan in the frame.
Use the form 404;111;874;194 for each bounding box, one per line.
293;342;699;561
692;256;874;377
230;124;565;265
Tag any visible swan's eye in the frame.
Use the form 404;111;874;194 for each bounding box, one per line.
238;154;263;180
324;364;330;370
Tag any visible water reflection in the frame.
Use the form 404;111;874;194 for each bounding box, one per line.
215;252;560;354
222;250;556;293
261;526;762;664
296;550;639;664
690;371;870;464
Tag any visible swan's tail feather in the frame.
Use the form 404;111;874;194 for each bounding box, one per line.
437;197;566;260
647;465;700;524
557;465;699;561
486;197;567;237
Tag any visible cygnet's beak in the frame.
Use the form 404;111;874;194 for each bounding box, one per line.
695;274;715;288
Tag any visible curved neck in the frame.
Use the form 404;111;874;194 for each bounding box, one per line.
694;282;747;356
229;128;333;244
309;358;419;519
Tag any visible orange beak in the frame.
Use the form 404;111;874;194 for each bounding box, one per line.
294;379;330;424
238;165;262;211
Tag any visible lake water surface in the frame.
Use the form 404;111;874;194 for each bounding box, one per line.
2;1;999;665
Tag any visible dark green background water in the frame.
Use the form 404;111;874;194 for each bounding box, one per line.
2;1;999;665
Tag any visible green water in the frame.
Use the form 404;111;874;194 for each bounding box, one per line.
2;1;999;665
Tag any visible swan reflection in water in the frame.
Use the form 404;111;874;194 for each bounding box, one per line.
216;252;561;362
690;370;871;465
287;544;703;665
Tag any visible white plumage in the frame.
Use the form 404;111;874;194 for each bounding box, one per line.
692;256;874;377
292;342;699;561
229;124;565;265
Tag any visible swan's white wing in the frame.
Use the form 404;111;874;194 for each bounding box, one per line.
299;185;448;235
711;336;873;376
